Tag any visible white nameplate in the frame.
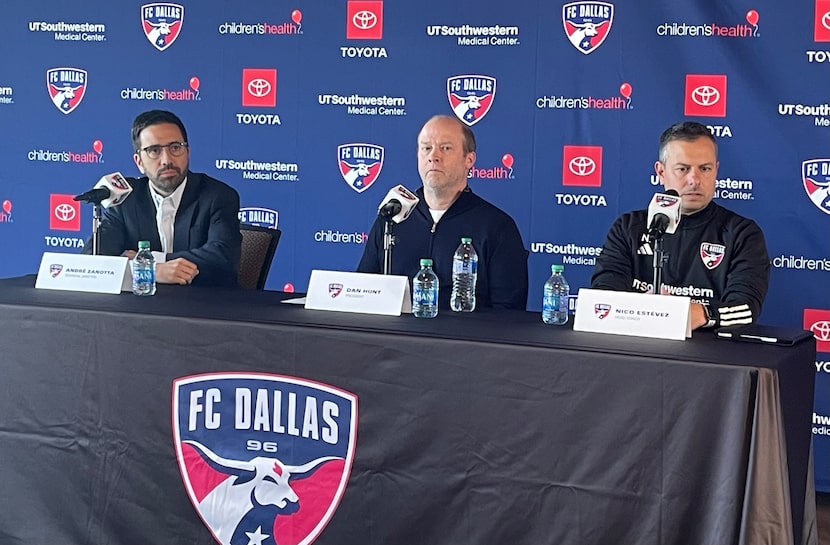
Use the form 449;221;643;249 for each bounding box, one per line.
305;270;412;316
573;288;692;340
35;252;130;295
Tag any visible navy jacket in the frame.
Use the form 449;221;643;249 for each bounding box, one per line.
85;172;241;288
358;186;529;310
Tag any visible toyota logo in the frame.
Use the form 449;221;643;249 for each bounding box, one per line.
54;203;76;222
247;79;272;98
352;10;377;30
568;156;596;176
811;320;830;342
691;86;721;107
823;11;830;30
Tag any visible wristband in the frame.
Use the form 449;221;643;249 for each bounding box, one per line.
702;304;716;328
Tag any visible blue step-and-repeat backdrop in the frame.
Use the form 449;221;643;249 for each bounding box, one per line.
0;1;828;490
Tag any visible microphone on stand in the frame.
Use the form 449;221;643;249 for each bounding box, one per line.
645;188;681;295
74;172;133;208
377;185;419;275
646;188;681;241
75;172;134;256
377;185;419;224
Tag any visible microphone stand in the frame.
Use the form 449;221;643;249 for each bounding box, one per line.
650;233;667;295
91;203;103;256
382;217;395;275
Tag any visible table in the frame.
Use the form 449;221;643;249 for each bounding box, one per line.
0;276;817;545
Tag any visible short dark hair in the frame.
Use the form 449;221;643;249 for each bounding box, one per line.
131;110;188;152
658;121;717;164
422;114;477;154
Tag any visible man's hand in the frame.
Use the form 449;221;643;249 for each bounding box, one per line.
121;250;137;259
660;284;709;330
155;258;199;285
690;303;708;330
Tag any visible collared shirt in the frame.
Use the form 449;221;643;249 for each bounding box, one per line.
149;177;187;256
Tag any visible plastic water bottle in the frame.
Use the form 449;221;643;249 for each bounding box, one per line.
450;237;478;312
132;240;156;296
542;264;569;325
412;258;439;318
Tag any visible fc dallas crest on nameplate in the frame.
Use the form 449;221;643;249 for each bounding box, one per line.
173;373;358;545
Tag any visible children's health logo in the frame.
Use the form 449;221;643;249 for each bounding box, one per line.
121;76;201;102
141;3;184;51
0;200;12;223
468;153;515;180
46;67;87;114
173;373;357;545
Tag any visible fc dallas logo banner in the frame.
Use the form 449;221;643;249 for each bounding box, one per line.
173;373;358;545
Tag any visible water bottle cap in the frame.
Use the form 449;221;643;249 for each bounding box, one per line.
420;258;433;267
461;237;472;244
138;240;150;249
552;264;564;273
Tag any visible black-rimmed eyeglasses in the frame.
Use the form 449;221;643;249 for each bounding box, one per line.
138;142;188;159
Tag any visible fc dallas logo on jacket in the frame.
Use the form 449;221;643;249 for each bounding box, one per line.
173;373;357;545
700;242;725;270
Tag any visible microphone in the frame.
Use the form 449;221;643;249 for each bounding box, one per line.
74;172;133;208
646;189;681;240
377;185;419;224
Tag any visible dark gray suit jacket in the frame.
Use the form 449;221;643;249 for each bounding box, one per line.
85;172;241;288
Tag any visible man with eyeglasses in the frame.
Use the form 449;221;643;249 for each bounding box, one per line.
86;109;241;287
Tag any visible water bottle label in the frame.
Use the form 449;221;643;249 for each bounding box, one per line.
414;283;437;304
543;295;559;312
133;267;154;284
453;260;477;275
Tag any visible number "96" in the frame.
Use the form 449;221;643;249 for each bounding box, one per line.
247;440;278;452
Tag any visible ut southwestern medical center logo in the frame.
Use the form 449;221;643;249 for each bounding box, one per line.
802;159;830;215
141;3;184;51
338;143;384;193
46;68;87;114
174;373;357;545
562;1;614;54
447;75;496;126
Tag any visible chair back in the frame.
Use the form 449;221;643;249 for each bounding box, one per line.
238;224;281;290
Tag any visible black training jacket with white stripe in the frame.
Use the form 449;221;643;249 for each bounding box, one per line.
590;201;770;328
